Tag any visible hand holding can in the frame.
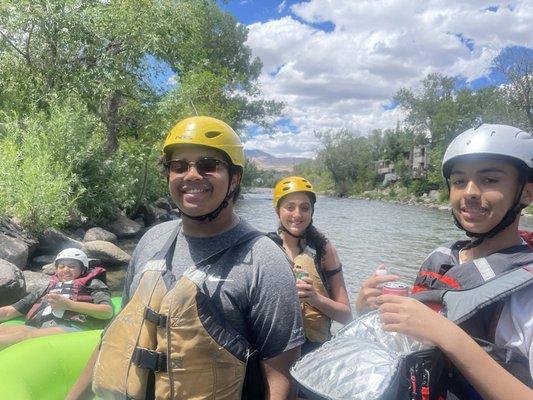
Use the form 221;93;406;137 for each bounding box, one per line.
381;281;409;296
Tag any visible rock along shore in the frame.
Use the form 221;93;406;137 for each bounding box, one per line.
0;198;180;305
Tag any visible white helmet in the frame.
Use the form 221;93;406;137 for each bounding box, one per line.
442;124;533;180
55;248;89;269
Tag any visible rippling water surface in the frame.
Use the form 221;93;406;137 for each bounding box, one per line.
237;188;533;301
112;188;532;300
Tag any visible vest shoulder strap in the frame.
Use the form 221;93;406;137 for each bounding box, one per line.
443;266;533;324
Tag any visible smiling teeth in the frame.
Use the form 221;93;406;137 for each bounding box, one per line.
185;188;207;194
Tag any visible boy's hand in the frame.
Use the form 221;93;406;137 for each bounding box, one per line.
377;295;451;347
355;272;399;315
48;293;72;311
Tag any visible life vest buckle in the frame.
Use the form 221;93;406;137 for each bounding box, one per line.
132;346;168;373
144;306;167;328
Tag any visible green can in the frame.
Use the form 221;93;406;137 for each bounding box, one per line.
294;269;309;280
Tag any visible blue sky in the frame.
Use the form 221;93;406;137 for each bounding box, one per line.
215;1;532;158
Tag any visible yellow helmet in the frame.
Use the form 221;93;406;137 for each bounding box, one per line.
273;176;316;208
163;116;244;168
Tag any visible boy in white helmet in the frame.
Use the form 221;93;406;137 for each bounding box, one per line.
357;124;533;399
0;248;113;349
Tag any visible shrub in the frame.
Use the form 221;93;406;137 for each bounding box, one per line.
0;97;169;233
106;139;167;217
409;179;430;197
0;122;77;233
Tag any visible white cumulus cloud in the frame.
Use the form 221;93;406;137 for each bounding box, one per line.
244;0;533;157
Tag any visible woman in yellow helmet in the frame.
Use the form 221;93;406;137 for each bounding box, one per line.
272;176;352;354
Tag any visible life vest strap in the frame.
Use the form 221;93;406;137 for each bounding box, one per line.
132;347;167;373
144;307;167;328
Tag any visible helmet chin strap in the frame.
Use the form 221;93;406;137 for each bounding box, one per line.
177;171;236;222
452;184;526;250
278;224;306;239
278;220;314;254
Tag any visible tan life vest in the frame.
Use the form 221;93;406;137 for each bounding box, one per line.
92;265;169;400
154;267;249;399
92;228;262;400
293;249;331;343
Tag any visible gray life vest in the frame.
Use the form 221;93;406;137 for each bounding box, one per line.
412;241;533;393
290;248;533;399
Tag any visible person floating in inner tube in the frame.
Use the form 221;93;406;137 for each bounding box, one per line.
0;248;113;350
356;124;533;400
271;176;352;355
67;116;304;400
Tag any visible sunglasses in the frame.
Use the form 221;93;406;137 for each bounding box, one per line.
167;157;228;175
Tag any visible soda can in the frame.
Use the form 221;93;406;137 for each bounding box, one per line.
294;269;309;280
381;281;409;296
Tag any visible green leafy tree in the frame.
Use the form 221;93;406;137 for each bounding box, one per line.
317;130;375;196
394;73;455;144
0;0;282;232
494;47;533;131
0;0;281;151
293;159;334;193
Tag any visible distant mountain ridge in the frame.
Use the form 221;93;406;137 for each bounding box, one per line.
245;149;309;172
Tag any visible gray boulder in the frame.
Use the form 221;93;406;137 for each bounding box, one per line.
154;197;173;212
0;259;26;305
0;217;39;256
32;254;56;268
23;270;50;295
169;208;181;220
84;227;117;244
42;263;56;276
134;217;146;228
428;190;440;201
82;240;131;266
39;228;82;255
108;214;142;238
143;204;169;226
0;233;29;269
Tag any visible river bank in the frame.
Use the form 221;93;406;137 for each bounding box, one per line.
349;186;451;210
345;186;533;222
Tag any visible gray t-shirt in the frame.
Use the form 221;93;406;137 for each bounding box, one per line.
124;218;304;359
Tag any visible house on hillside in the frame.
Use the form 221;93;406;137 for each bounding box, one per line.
411;145;429;179
376;145;430;184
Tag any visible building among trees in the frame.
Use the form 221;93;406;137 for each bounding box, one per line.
377;145;430;185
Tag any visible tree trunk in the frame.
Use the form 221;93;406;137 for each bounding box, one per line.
106;90;122;152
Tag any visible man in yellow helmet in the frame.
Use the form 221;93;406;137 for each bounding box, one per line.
68;116;304;400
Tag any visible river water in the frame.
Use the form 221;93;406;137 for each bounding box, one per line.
237;188;533;302
112;188;533;302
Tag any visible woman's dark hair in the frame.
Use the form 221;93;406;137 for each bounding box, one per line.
305;224;328;263
277;222;329;262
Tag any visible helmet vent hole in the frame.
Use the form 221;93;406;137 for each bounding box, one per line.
282;187;289;191
205;131;221;138
305;185;311;188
